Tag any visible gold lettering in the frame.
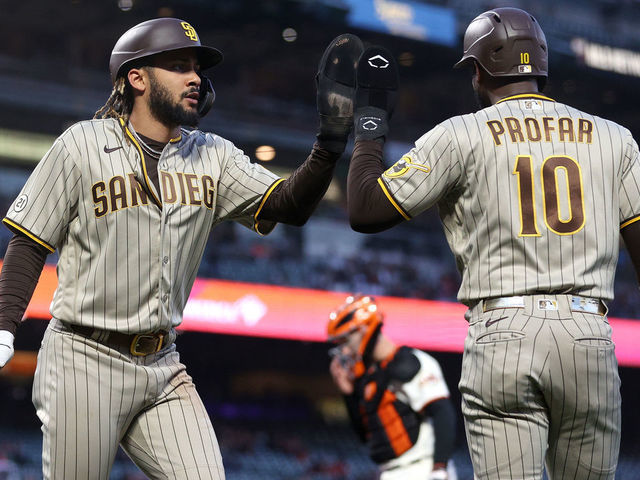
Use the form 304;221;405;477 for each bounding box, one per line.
558;117;575;142
578;119;593;144
542;117;555;142
202;175;215;209
505;117;525;143
92;181;108;218
128;173;149;207
185;174;202;206
175;172;187;204
181;22;198;41
109;176;128;212
524;118;542;142
486;120;505;146
161;171;177;203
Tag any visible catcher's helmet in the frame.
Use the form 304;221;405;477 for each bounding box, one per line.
109;18;223;117
454;7;547;88
327;294;383;376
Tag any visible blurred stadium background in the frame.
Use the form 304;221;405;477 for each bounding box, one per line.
1;0;640;478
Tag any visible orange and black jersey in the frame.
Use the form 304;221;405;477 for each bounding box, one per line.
343;346;455;464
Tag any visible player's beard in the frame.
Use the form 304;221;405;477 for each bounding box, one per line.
474;89;492;109
472;82;492;109
147;71;200;128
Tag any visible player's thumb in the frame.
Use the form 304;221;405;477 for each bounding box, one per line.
0;330;15;368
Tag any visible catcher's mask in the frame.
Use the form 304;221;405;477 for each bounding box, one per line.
110;18;222;117
327;294;383;377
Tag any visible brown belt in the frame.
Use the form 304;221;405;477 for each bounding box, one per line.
64;323;170;356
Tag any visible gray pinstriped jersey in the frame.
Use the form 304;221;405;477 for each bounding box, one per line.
379;94;640;305
3;117;280;333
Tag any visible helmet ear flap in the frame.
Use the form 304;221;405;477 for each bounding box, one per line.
198;74;215;117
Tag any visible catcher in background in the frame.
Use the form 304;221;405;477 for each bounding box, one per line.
327;294;457;480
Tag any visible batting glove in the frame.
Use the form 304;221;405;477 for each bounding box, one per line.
0;330;15;368
354;45;399;142
316;33;364;153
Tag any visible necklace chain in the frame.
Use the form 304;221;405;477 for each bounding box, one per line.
129;124;163;159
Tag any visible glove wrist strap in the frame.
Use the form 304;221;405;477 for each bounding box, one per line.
354;106;389;141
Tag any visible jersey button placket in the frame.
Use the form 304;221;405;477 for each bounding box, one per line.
159;161;172;327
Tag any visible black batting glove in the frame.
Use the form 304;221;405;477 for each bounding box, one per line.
316;33;364;153
354;46;399;143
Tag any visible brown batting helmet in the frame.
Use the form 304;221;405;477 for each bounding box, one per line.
109;17;223;84
454;7;547;88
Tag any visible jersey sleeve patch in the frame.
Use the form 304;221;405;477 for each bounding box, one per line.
2;218;55;252
383;155;431;179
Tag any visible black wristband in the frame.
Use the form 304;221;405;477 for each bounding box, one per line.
354;106;389;141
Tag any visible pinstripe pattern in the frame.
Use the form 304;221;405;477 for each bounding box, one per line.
34;320;224;479
6;117;281;478
4;118;280;333
380;96;640;305
459;295;620;480
377;96;636;479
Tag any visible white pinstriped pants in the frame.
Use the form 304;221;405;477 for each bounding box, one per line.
32;320;225;480
459;294;621;480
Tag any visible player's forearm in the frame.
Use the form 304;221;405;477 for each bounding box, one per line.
347;140;404;233
257;143;340;226
0;233;48;334
344;393;367;442
424;398;457;465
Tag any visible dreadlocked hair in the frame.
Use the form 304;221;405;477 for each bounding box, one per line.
94;77;134;124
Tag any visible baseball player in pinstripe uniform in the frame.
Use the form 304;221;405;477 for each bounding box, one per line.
0;19;363;479
345;7;640;480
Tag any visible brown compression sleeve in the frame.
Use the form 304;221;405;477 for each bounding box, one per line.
347;140;404;233
621;220;640;285
258;143;340;226
0;233;48;334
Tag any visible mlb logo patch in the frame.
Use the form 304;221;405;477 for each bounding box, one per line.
518;65;532;73
538;299;558;311
522;99;542;110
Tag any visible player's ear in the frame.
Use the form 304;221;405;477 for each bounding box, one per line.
473;61;483;82
127;68;148;94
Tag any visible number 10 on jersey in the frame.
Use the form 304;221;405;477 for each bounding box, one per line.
513;155;585;236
